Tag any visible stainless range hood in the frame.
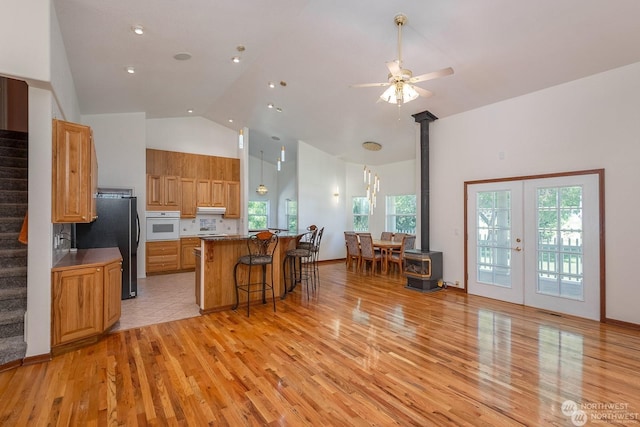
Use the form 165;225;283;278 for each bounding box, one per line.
196;206;226;215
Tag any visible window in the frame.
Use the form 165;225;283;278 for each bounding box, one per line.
286;199;297;233
248;200;269;230
352;197;370;232
386;195;417;234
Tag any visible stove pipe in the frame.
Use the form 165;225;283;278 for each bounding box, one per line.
412;111;438;250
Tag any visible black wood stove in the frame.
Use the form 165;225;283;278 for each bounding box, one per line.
406;111;444;292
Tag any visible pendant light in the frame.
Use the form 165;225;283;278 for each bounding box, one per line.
256;151;268;195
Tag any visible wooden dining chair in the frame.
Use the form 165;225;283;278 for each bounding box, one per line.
344;232;361;271
380;231;393;241
359;233;382;274
388;234;416;274
392;232;407;242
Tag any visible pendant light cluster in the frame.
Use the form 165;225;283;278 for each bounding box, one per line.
364;165;380;213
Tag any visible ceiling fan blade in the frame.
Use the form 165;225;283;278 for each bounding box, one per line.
386;60;401;76
350;82;390;88
413;85;434;98
409;67;454;83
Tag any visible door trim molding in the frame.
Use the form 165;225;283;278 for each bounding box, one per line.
463;169;605;321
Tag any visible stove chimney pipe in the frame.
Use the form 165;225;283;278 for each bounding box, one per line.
412;110;438;251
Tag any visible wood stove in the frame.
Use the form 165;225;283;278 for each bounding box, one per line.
407;111;444;292
404;250;442;292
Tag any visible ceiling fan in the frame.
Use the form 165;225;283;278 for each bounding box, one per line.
351;14;453;106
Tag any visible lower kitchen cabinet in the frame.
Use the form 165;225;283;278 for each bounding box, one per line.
51;248;123;350
146;240;180;274
180;237;201;270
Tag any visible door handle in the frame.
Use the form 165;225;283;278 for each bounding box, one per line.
513;246;522;252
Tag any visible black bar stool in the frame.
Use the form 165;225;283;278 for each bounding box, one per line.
283;229;316;297
233;231;278;316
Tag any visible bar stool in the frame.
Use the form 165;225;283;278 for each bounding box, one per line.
283;229;316;297
233;231;278;316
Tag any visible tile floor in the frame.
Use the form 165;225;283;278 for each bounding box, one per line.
110;271;201;332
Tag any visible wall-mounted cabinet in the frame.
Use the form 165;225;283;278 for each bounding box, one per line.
225;181;241;218
52;119;98;223
180;178;197;218
146;149;240;217
146;174;180;210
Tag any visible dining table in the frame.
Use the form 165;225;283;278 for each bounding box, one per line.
372;239;402;273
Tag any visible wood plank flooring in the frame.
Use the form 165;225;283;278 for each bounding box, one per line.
1;262;640;426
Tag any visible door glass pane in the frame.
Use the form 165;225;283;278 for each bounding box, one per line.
536;186;584;300
476;191;512;287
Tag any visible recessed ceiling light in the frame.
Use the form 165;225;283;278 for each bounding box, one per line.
231;56;241;63
280;81;287;87
236;45;245;52
268;82;275;89
125;66;135;74
271;136;280;141
174;52;192;61
132;25;144;35
228;118;234;123
276;107;283;113
267;103;274;109
187;109;194;114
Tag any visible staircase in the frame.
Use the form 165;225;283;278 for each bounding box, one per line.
0;130;28;367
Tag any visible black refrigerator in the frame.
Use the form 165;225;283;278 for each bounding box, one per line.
75;195;140;300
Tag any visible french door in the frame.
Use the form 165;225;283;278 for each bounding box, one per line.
467;172;602;320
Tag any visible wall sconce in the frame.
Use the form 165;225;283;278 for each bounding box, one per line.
333;186;340;202
238;129;244;149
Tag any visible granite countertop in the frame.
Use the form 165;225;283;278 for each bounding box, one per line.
200;231;306;242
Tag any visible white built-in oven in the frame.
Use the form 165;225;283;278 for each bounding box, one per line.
145;211;180;241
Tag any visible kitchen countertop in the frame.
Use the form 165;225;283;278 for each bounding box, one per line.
52;247;122;271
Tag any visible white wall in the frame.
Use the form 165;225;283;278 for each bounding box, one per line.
0;0;50;83
146;116;238;158
431;61;640;324
298;141;347;260
82;113;147;277
345;159;417;239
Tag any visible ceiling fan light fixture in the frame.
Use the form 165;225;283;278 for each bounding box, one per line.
380;82;418;105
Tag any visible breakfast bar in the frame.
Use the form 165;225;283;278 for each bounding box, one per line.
197;232;304;314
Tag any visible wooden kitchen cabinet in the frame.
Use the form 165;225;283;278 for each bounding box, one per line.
212;180;225;207
196;179;213;207
147;174;180;210
103;260;123;330
52;266;102;346
224;181;241;218
51;248;122;350
146;240;181;274
180;237;201;270
52;119;98;223
181;178;197;218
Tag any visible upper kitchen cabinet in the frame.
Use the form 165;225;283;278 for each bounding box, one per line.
180;178;197;218
146;174;180;210
52;119;98;223
224;181;241;218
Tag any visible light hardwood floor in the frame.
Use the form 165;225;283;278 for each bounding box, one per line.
1;262;640;426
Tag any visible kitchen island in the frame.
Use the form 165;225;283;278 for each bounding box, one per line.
198;232;304;314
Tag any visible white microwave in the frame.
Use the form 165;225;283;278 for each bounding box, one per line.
146;211;180;241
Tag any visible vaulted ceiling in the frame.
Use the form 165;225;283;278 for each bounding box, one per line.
54;0;640;165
